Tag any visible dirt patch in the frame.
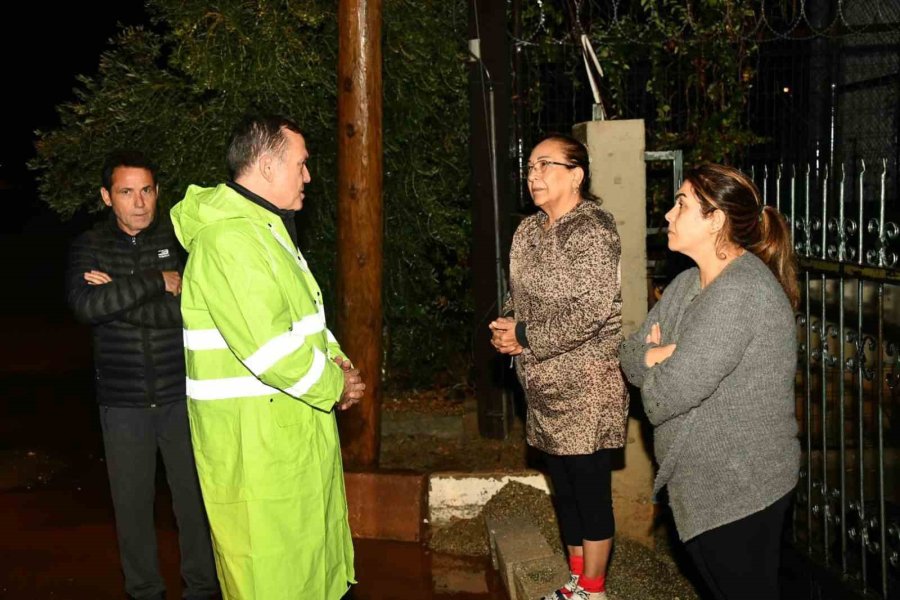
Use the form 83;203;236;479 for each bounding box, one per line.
380;388;529;472
382;386;469;416
428;481;560;556
428;515;490;557
381;430;528;472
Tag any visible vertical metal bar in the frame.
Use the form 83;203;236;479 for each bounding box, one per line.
673;150;683;193
876;161;889;600
776;163;783;214
837;163;848;575
805;166;813;555
821;166;829;260
791;164;797;250
762;165;768;207
857;161;868;587
820;166;829;565
857;276;867;589
805;164;812;256
839;164;846;263
806;275;814;555
829;82;837;171
858;160;866;266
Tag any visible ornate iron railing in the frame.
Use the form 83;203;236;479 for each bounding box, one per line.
752;160;900;599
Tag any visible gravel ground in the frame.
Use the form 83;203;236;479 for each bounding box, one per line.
428;481;701;600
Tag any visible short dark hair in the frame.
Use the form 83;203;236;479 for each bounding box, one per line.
101;150;157;190
226;114;304;179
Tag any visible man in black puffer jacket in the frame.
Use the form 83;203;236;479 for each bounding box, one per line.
66;150;218;600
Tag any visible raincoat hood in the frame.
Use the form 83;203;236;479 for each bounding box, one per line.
171;183;262;252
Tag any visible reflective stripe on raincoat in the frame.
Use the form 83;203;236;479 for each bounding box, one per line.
171;183;354;600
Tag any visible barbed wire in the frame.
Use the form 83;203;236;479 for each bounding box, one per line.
510;0;900;50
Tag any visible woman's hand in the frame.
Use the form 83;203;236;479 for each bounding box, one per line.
644;322;675;366
645;344;676;367
489;317;524;356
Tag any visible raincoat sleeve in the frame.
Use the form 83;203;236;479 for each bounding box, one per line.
639;283;756;427
192;224;344;412
66;234;167;325
325;330;349;363
525;223;621;362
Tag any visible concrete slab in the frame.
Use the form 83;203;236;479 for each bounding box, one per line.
514;555;569;600
345;470;426;542
485;514;559;600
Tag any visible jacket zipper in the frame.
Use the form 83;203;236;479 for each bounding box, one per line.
134;235;157;407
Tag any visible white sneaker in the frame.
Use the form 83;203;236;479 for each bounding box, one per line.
571;587;608;600
541;573;579;600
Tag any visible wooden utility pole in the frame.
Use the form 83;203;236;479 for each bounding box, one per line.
336;0;383;468
469;0;513;439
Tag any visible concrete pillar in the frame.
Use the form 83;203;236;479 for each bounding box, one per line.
573;119;655;547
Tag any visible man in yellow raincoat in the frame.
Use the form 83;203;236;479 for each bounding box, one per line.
171;115;364;599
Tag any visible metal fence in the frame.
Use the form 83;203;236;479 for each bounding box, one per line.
746;1;900;202
751;160;900;599
510;0;900;219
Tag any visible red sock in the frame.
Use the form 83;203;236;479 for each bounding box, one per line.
579;574;606;593
568;555;584;577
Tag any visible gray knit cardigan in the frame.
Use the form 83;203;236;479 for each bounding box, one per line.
619;252;800;541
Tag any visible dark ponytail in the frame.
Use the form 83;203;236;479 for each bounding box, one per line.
753;205;799;309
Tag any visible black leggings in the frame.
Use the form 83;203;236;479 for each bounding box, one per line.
685;491;792;600
543;449;615;545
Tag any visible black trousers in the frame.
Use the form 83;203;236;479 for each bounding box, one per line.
543;449;615;545
100;401;218;600
685;491;793;600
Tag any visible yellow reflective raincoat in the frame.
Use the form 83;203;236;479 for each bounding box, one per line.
171;183;355;599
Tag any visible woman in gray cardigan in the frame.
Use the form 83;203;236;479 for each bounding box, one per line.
619;164;800;600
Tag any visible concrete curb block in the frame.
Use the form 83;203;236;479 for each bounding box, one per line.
485;514;567;600
514;556;570;600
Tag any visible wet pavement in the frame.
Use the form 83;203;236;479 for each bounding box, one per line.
0;324;506;600
0;472;505;599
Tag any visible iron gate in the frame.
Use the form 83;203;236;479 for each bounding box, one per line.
752;160;900;599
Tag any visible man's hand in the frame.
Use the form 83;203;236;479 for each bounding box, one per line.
334;356;365;410
84;270;113;286
162;271;182;296
489;316;523;356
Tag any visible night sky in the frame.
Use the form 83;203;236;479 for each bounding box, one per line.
1;2;147;315
1;1;147;230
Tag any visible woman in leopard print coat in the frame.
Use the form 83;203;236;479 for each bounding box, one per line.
490;134;627;600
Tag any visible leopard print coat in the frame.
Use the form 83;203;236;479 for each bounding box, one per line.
508;200;628;455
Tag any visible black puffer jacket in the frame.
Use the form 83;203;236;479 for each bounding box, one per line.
66;213;186;407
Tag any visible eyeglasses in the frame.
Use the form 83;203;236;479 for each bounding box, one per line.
526;159;575;176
